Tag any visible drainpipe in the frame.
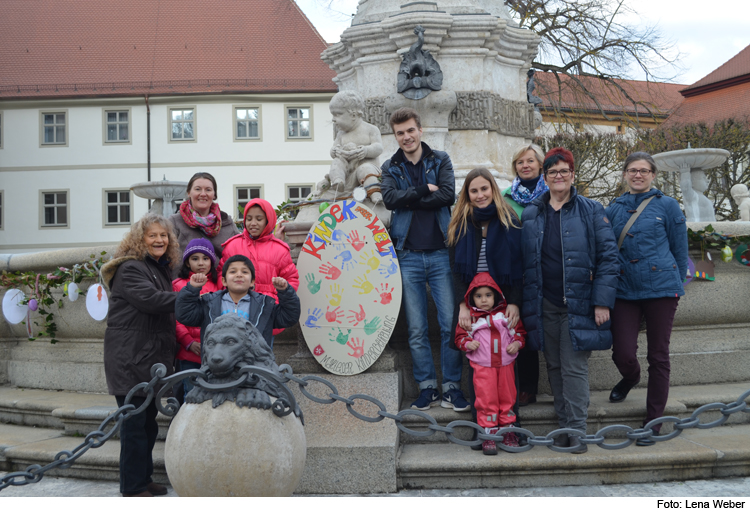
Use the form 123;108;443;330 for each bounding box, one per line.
145;94;152;208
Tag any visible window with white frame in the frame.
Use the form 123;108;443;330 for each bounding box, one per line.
104;109;130;143
236;186;262;214
235;107;260;140
286;185;312;218
287;185;312;203
286;107;311;139
105;190;131;225
42;112;67;145
170;107;196;141
41;191;68;227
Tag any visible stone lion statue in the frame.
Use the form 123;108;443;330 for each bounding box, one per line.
185;314;295;415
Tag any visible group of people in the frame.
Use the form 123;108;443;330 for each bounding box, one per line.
382;108;687;456
101;173;301;496
100;106;688;495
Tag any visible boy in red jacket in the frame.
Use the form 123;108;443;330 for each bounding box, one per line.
455;272;526;455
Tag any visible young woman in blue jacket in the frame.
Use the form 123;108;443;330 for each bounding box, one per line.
605;152;688;446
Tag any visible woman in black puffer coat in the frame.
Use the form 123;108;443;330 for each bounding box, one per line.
521;147;619;453
101;213;180;497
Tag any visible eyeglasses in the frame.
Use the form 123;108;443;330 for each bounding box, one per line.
625;168;653;176
546;169;572;178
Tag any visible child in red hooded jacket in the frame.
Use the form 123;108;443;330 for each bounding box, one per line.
219;198;300;340
455;272;526;455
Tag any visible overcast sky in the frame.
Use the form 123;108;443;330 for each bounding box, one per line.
296;0;750;86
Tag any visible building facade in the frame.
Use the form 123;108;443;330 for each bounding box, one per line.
0;0;337;253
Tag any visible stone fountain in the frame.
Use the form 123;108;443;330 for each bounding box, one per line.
131;176;188;216
652;148;730;222
321;0;540;183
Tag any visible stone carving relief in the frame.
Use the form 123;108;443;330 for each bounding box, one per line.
365;92;535;138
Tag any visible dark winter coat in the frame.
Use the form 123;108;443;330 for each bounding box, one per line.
102;256;178;396
380;143;455;250
175;284;300;348
605;188;688;301
521;188;619;353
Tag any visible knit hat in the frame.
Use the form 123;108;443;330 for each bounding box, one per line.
183;238;217;265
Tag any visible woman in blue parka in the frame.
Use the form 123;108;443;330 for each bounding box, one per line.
605;152;688;446
521;147;619;453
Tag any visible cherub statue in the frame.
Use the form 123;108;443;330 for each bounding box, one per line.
317;91;384;204
731;183;750;221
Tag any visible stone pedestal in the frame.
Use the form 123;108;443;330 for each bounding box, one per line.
165;402;306;497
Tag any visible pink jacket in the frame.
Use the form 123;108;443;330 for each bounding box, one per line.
219;198;300;334
172;275;222;363
454;272;526;368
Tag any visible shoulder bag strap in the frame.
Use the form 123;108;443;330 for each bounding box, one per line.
617;195;656;250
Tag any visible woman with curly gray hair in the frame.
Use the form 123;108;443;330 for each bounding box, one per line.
101;213;180;496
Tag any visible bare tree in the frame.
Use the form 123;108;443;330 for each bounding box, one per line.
507;0;682;124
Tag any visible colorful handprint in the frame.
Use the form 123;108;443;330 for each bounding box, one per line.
347;337;365;358
375;283;394;304
347;304;366;326
329;328;352;345
353;275;375;295
364;316;381;335
304;308;323;329
305;273;321;294
378;259;398;278
335;250;356;271
326;283;344;306
348;230;365;251
325;306;343;324
359;250;379;272
319;262;342;280
330;228;348;251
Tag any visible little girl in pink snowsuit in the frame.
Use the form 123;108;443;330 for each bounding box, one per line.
455;272;526;455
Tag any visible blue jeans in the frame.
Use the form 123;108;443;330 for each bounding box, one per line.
397;248;462;392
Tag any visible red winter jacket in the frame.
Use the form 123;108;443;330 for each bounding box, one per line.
172;275;222;363
454;272;526;368
218;198;300;334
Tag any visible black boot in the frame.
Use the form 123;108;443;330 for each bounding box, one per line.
609;378;638;403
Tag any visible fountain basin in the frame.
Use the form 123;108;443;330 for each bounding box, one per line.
652;148;730;171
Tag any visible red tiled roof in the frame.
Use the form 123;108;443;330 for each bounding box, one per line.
663;81;750;127
0;0;337;99
535;71;686;119
683;44;750;94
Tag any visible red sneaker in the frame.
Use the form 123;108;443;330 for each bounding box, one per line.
482;427;498;456
502;428;520;448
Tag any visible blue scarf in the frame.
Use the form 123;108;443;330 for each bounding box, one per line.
510;175;548;205
454;203;523;288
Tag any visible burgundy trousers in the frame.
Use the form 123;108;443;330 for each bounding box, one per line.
610;297;679;432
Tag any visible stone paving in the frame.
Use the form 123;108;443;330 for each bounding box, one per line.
2;473;749;497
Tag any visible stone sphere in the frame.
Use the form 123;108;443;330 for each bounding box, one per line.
165;400;306;496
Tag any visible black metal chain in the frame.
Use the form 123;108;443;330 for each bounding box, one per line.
1;360;748;491
277;365;750;453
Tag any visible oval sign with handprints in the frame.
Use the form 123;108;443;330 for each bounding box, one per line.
297;200;402;375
